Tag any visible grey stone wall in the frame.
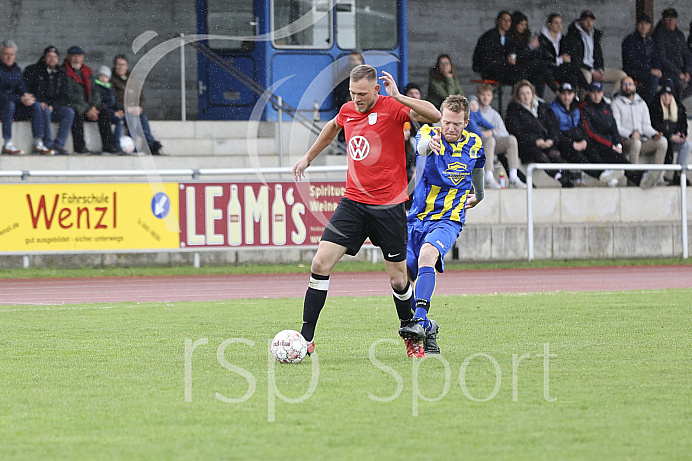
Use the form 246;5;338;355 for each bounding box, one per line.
2;0;690;120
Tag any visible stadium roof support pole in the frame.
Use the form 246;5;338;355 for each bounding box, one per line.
180;33;186;121
526;163;689;261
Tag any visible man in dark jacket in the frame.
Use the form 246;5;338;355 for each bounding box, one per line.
23;46;75;155
547;81;618;185
652;8;692;102
0;40;50;155
578;81;658;188
472;11;520;85
562;10;626;95
63;46;118;154
622;13;662;104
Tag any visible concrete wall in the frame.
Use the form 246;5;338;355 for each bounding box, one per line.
3;1;690;120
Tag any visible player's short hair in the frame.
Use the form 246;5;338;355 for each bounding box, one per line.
477;83;494;94
440;94;469;122
350;64;377;83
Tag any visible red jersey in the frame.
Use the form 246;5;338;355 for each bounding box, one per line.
335;95;411;205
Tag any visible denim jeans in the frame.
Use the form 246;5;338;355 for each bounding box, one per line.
125;112;156;146
110;112;124;142
2;99;43;140
40;104;75;148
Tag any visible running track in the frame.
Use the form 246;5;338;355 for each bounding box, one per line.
0;265;690;305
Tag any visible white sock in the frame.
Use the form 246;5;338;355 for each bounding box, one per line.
509;169;519;181
486;170;495;180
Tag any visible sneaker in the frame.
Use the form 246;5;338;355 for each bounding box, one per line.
306;339;315;356
640;170;663;189
33;140;53;155
509;177;527;189
2;141;22;155
403;338;425;358
485;174;502;189
599;169;624;185
53;146;69;155
423;320;440;354
606;178;619;188
558;174;575;188
399;318;426;340
149;141;163;155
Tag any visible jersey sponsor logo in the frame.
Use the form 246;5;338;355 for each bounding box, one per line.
348;135;370;161
443;162;469;185
368;113;378;125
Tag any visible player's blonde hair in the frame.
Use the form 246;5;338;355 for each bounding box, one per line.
440;94;469;122
350;64;377;83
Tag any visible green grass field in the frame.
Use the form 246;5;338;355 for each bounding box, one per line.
1;288;691;460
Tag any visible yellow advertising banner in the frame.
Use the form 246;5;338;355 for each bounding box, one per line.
0;183;180;253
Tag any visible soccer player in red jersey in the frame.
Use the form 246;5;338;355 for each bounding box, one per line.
292;65;441;358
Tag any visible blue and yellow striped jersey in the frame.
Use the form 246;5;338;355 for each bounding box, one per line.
408;125;486;224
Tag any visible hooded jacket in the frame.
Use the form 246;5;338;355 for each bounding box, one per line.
611;91;658;139
649;90;688;138
539;25;564;67
621;30;661;77
505;99;558;150
548;98;586;144
563;20;604;71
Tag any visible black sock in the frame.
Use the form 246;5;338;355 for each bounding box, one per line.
301;273;329;342
392;282;413;325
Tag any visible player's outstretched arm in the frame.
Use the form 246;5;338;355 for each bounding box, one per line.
292;118;341;181
379;71;441;124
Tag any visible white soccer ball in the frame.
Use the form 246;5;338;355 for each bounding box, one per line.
119;136;136;154
270;329;308;364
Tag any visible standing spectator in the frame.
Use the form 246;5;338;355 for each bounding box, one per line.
547;81;623;186
111;54;164;155
539;13;582;90
649;85;690;185
95;66;124;150
333;50;364;110
505;79;573;187
563;10;627;95
0;40;50;155
426;54;464;108
508;11;557;97
63;46;118;154
403;82;423;209
476;82;526;189
622;13;662;105
578;81;658;188
652;8;692;102
22;45;75;155
472;11;520;86
611;76;667;186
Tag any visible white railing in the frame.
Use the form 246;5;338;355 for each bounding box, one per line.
526;163;689;260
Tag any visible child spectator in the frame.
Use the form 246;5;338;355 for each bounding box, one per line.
95;65;124;152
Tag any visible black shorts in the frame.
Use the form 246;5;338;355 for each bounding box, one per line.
321;197;407;262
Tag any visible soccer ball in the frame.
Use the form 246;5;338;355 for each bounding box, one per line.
270;329;308;364
119;136;136;154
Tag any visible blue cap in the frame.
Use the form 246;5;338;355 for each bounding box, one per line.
67;46;84;55
588;81;604;92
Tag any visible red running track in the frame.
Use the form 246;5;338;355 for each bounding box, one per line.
0;265;690;305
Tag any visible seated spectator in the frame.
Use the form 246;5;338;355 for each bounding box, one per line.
538;13;582;91
403;82;423;208
63;46;118;154
652;8;692;102
426;54;464;108
611;76;667;186
505;79;573;187
95;66;124;151
476;83;526;189
578;81;658;188
649;85;690;185
22;45;75;155
472;11;520;86
547;81;620;186
508;11;558;97
466;95;495;139
112;54;164;155
622;13;662;104
563;10;627;96
0;40;50;155
333;50;364;110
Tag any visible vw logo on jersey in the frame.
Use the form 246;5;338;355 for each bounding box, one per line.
348;135;370;161
151;192;171;219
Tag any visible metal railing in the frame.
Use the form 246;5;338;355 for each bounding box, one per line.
526;163;689;260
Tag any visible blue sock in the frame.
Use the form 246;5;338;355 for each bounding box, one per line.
414;266;436;330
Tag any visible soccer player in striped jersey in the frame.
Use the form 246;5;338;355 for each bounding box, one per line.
400;95;486;355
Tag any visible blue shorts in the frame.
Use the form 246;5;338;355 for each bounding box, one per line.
406;219;462;275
